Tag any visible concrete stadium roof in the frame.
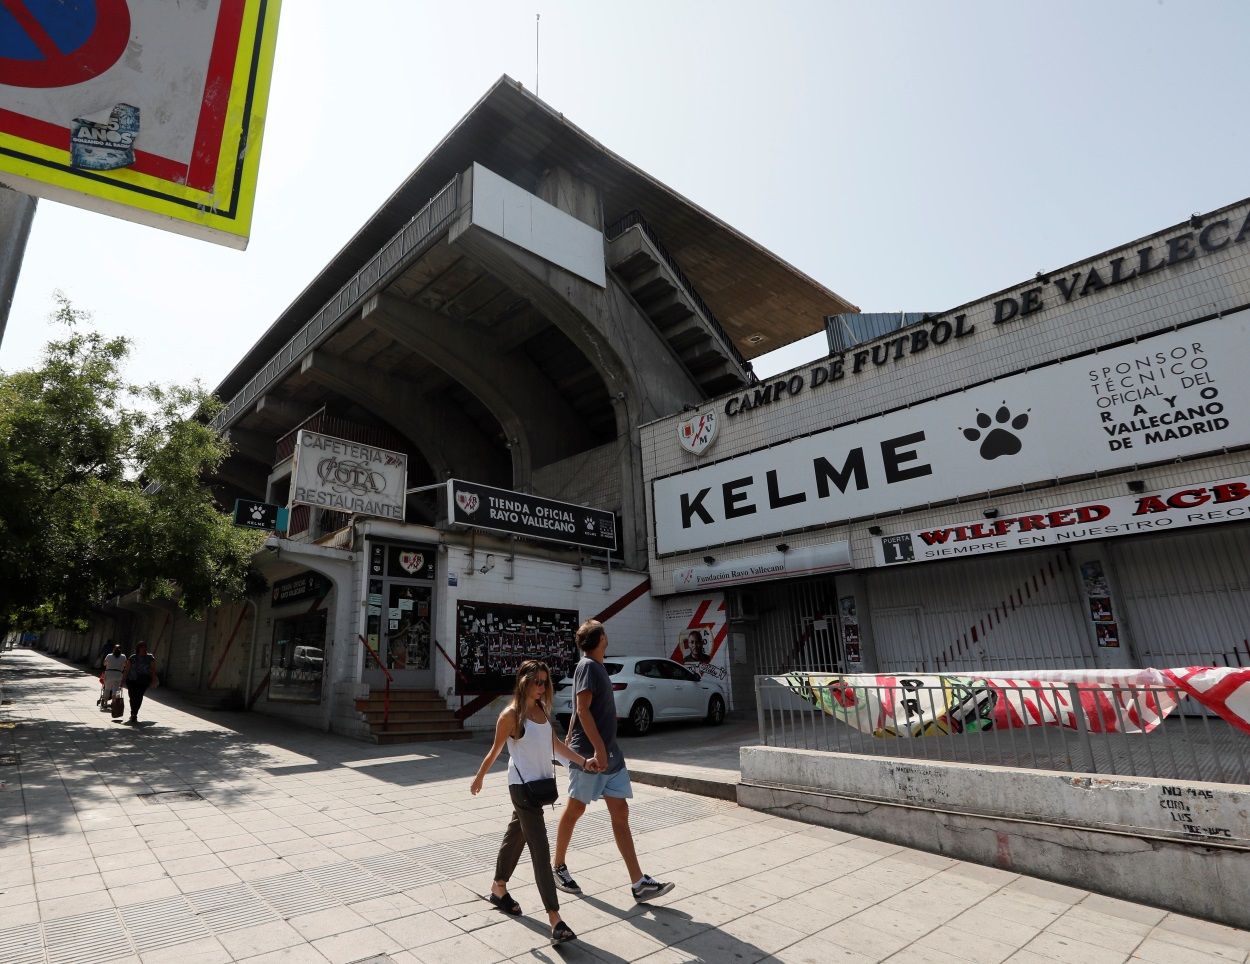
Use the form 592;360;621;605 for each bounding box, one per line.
215;75;858;404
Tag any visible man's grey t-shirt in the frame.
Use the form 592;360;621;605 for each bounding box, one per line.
568;657;624;773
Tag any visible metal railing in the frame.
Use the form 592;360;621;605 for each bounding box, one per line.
210;176;461;434
605;209;755;382
358;634;392;731
433;639;471;714
757;674;1250;786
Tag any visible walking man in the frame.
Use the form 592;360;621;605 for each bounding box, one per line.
552;619;674;903
123;640;158;725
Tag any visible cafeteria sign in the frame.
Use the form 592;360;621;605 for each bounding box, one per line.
291;431;407;521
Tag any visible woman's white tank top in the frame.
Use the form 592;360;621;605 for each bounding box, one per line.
506;714;553;786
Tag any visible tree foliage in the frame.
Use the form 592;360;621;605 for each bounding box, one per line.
0;295;264;631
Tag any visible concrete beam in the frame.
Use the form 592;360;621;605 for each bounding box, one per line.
210;457;268;498
224;427;276;467
252;395;308;431
298;350;509;486
361;294;598;484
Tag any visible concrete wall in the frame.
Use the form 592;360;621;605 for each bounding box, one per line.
531;440;622;521
740;746;1250;929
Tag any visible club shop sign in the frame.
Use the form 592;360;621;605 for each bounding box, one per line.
875;475;1250;566
447;479;618;553
651;308;1250;555
291;431;407;520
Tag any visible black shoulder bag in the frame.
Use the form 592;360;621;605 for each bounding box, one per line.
513;710;559;808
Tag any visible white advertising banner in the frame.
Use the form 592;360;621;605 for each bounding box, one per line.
291;431;408;521
672;542;851;592
874;475;1250;566
662;594;731;697
653;309;1249;555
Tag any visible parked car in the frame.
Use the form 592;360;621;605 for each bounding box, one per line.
293;645;323;669
552;655;727;736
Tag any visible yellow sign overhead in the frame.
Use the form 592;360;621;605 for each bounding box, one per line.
0;0;281;249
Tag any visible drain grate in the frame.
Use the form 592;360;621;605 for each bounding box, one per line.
43;908;133;964
137;788;203;804
302;861;393;904
120;894;210;952
404;843;479;880
0;752;19;766
358;852;444;891
252;872;341;918
0;922;42;964
186;882;280;933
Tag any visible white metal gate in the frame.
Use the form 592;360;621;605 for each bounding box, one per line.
1110;527;1250;668
749;577;844;676
868;549;1095;673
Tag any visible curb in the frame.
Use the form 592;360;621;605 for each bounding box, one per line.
629;766;739;802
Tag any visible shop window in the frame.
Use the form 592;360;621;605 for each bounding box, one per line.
268;611;327;702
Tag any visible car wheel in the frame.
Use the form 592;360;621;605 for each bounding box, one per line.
628;700;653;736
705;694;726;725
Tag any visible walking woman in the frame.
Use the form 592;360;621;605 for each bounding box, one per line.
470;659;597;946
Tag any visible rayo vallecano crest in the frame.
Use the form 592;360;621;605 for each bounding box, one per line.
677;411;718;456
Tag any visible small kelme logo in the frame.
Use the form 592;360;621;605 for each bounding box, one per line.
456;491;480;515
678;411;718;455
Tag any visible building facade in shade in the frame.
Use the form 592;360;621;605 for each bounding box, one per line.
642;200;1250;710
39;76;857;738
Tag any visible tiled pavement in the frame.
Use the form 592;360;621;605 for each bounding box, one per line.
2;648;1249;963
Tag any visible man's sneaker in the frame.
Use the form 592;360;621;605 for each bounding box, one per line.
552;864;581;894
631;875;674;903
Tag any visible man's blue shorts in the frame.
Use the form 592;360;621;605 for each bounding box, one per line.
568;764;632;804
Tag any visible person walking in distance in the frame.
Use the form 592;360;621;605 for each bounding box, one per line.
470;659;598;947
122;640;158;725
552;619;674;903
100;641;126;712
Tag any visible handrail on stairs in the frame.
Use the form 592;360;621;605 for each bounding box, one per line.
433;639;472;714
357;634;393;732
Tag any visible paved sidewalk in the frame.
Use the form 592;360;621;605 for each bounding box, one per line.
2;648;1248;964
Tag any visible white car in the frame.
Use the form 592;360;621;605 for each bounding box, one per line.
552;655;727;736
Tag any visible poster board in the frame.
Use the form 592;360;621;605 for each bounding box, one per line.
663;592;731;703
455;600;578;694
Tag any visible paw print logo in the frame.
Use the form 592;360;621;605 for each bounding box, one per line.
249;505;266;521
960;403;1030;460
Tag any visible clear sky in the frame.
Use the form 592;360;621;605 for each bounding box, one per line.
3;0;1249;392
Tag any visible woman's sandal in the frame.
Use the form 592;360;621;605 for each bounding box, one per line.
551;920;576;945
488;890;522;915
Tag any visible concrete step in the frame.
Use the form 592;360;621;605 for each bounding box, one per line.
373;728;474;745
360;709;460;723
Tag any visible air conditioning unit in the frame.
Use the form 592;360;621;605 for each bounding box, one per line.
728;591;758;621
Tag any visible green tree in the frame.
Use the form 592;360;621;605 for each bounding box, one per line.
0;295;264;631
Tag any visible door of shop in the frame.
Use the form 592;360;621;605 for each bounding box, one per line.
364;541;436;689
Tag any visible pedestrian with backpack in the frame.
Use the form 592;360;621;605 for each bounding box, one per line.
470;659;599;947
122;640;158;725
